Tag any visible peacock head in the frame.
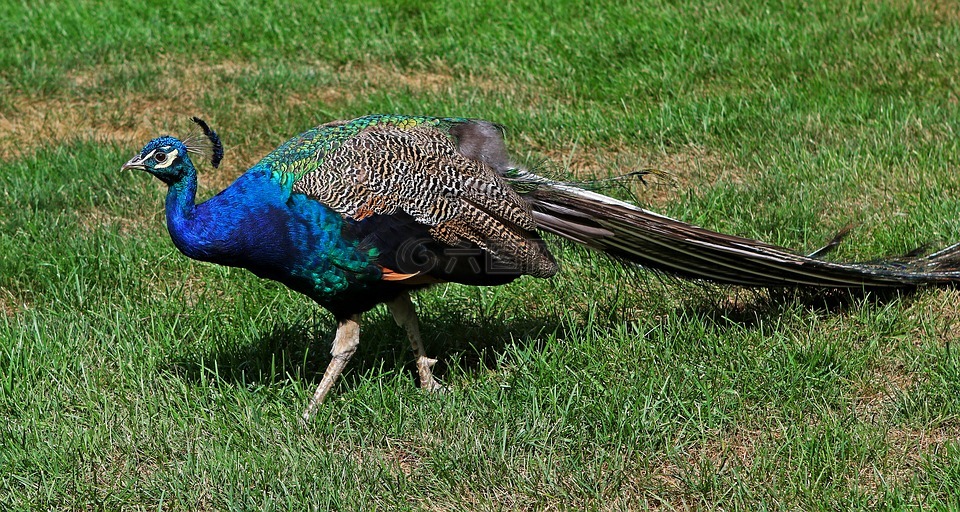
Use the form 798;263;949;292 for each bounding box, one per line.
121;117;223;185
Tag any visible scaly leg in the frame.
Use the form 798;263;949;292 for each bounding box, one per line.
302;314;361;421
386;291;443;391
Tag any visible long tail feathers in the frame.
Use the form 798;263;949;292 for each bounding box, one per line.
506;169;960;288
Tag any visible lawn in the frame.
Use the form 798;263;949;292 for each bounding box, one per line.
2;0;960;509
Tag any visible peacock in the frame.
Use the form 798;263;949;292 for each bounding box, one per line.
123;115;960;420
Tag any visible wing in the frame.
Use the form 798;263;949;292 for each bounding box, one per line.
258;115;559;281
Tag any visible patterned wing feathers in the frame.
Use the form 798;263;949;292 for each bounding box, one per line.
292;122;558;278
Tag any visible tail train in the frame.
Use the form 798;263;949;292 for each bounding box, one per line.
507;169;960;288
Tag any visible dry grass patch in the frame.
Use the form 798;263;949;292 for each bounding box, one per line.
916;0;960;23
0;96;165;161
857;362;918;421
379;437;428;478
534;143;745;208
338;61;459;95
4;59;542;191
910;288;960;346
879;423;960;487
0;286;27;316
650;426;769;499
687;428;764;471
77;208;156;236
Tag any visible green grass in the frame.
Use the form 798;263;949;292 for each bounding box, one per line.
2;0;960;509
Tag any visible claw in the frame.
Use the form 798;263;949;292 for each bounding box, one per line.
416;356;443;391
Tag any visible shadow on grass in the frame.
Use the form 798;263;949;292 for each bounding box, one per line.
159;280;936;392
679;283;928;328
161;305;567;392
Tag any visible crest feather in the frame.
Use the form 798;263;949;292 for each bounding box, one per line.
182;116;224;168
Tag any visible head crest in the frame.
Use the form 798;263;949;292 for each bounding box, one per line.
186;116;224;168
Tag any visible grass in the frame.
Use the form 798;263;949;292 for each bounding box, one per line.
2;0;960;509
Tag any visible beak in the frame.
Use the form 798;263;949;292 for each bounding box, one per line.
121;154;147;171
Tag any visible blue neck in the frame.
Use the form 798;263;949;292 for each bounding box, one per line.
165;170;198;222
164;168;217;261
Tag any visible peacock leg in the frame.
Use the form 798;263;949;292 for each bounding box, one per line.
302;314;361;421
386;291;443;391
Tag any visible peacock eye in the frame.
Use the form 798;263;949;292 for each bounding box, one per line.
154;152;167;163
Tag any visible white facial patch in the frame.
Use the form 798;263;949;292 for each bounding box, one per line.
154;147;178;169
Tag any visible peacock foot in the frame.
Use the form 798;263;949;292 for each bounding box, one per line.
416;356;446;392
